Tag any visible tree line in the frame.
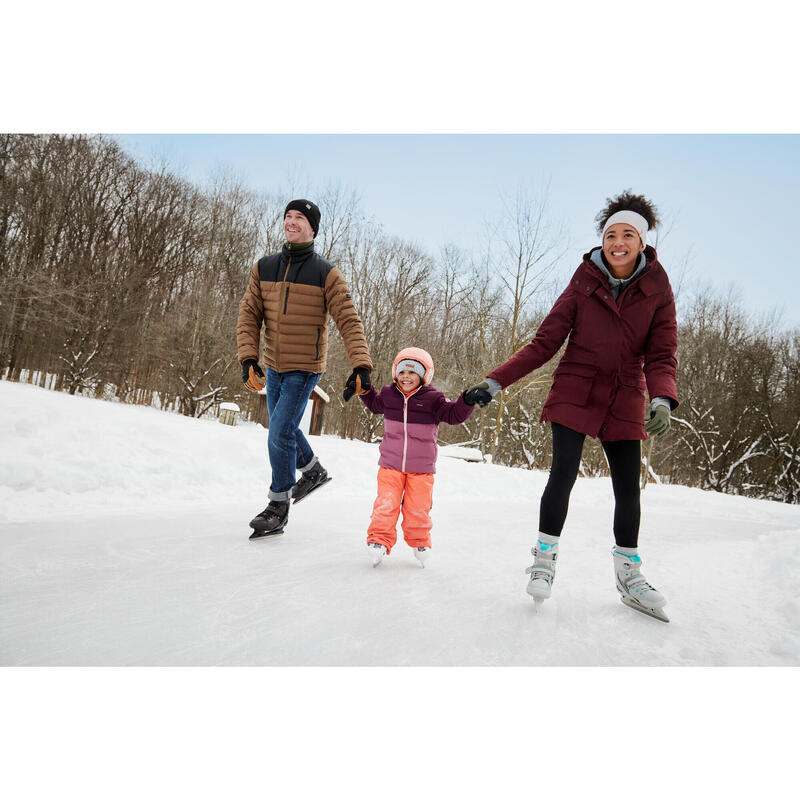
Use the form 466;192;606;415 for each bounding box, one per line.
1;134;798;503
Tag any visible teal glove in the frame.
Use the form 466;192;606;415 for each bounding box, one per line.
644;404;671;436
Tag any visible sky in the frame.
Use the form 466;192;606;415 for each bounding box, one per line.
114;134;800;328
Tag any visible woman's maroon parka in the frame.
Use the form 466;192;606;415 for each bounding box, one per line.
488;245;679;441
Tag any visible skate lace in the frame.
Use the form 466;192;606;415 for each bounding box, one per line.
527;543;556;582
295;472;313;489
625;573;657;597
525;564;554;584
261;503;285;521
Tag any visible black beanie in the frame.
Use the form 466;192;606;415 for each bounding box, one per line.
284;199;321;238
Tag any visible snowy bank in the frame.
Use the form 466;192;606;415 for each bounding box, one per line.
1;381;799;666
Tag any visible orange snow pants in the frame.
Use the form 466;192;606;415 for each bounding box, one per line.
366;467;435;554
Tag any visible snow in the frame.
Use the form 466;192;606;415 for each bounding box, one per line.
1;381;797;800
1;379;799;667
438;443;484;461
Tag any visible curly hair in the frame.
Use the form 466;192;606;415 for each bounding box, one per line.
594;191;660;236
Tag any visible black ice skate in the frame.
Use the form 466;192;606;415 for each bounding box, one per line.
249;500;290;539
291;460;332;505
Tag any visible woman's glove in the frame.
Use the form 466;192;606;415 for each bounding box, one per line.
241;360;266;392
644;404;671;436
343;367;371;402
464;380;493;408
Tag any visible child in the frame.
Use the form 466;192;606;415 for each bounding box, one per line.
359;347;476;567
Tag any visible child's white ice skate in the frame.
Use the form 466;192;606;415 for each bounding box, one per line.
525;534;559;611
368;542;387;567
413;546;430;567
612;547;669;623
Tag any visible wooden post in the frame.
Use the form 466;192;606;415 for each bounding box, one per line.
256;387;268;428
309;385;330;435
219;402;241;426
255;384;329;435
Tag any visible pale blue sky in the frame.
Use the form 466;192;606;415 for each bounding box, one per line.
115;134;800;328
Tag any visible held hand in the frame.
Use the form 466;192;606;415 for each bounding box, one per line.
644;404;671;436
343;367;371;402
464;380;493;408
241;359;266;392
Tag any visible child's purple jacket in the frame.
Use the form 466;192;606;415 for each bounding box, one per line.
360;383;474;473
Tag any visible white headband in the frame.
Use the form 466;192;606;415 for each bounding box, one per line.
602;210;649;246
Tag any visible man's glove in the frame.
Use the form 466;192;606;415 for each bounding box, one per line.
343;367;371;402
464;380;493;408
241;359;266;392
644;404;671;436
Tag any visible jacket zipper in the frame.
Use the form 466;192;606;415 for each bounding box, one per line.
315;326;320;360
282;255;292;314
614;263;650;304
275;255;292;365
398;384;421;473
402;394;409;472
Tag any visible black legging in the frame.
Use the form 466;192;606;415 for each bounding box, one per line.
539;422;641;547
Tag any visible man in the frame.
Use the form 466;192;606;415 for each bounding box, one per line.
237;199;372;539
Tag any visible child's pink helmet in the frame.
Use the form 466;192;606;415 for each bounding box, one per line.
392;347;434;385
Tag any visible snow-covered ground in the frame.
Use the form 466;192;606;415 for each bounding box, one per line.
1;380;799;666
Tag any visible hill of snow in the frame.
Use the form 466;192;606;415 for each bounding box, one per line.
1;380;799;666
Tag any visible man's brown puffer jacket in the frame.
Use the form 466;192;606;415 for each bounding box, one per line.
237;243;372;374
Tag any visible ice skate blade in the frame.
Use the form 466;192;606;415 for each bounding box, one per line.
532;597;545;613
292;476;332;505
248;526;286;540
620;596;669;623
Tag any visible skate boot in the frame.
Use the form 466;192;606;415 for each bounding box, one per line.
291;458;332;504
612;547;669;623
249;500;290;539
525;533;559;605
413;547;430;567
368;542;387;566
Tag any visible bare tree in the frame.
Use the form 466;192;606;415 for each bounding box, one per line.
482;186;568;461
3;135;798;504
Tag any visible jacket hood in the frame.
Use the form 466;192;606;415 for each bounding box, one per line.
586;245;656;297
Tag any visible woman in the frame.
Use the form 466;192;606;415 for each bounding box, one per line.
466;192;678;620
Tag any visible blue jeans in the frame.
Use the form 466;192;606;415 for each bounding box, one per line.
266;368;321;500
